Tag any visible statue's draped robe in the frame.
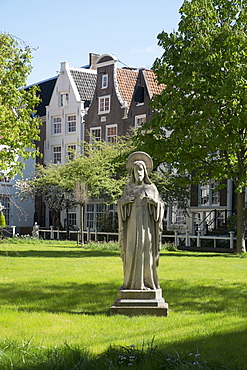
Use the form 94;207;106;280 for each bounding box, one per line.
118;183;164;290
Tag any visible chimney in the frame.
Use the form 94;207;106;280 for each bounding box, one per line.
89;53;100;70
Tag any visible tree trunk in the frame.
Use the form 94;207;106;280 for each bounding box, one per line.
51;209;63;230
236;191;246;254
81;204;84;246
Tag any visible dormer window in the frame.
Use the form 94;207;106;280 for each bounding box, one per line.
60;92;69;107
102;74;108;89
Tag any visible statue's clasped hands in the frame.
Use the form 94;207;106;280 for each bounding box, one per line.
145;196;158;206
123;195;135;205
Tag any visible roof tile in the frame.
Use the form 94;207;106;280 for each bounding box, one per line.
144;70;166;97
70;70;97;101
116;68;138;106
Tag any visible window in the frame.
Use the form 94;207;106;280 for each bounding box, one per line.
90;127;101;142
106;124;117;143
67;144;76;161
68;211;76;226
200;184;209;205
86;204;95;229
0;197;10;225
86;203;103;230
0;175;9;183
60;93;69;107
67;115;76;133
135;114;146;129
211;182;220;205
98;96;110;114
171;204;186;225
199;182;220;206
53;146;61;164
53;117;61;134
102;74;108;89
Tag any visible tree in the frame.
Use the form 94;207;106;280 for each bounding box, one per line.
62;138;134;202
16;138;135;229
136;0;247;253
16;164;75;229
0;33;40;178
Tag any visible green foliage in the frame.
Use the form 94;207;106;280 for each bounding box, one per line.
17;138;135;212
0;340;232;369
162;242;178;251
0;212;6;228
0;33;41;177
136;0;247;253
63;138;134;203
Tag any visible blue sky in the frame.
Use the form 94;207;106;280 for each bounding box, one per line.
0;0;183;85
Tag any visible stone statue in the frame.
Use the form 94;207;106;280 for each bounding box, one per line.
32;222;39;238
118;151;164;290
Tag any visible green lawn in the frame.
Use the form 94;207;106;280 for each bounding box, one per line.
0;239;246;369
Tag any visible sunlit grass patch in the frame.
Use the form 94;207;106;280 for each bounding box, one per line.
0;240;246;368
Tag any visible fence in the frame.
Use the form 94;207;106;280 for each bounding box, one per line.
37;226;236;252
38;227;118;243
1;226;17;238
161;230;236;251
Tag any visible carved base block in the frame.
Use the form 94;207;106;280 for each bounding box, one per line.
110;289;168;316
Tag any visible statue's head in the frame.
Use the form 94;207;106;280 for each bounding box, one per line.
126;152;153;185
133;161;145;184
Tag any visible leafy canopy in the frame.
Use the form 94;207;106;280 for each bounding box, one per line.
17;138;135;211
139;0;247;188
135;0;247;253
0;33;40;177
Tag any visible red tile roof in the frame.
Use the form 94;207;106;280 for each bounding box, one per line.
116;68;138;106
143;69;166;98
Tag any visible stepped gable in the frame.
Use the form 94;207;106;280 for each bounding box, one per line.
70;69;97;101
143;69;166;98
116;68;139;107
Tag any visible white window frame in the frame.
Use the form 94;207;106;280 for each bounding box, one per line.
67;114;76;133
66;144;76;161
52;117;61;135
86;203;104;230
199;182;220;206
171;204;186;225
90;127;102;142
98;95;110;114
0;196;10;225
135;114;146;129
68;210;77;226
102;74;108;89
60;92;69;107
106;124;117;143
52;146;62;164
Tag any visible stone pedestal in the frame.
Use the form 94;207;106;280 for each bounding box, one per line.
110;289;168;316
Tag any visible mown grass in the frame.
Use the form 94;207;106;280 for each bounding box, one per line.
0;238;246;369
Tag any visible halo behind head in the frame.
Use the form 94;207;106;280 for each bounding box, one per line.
126;151;153;174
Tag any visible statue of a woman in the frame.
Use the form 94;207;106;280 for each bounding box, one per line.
118;152;164;290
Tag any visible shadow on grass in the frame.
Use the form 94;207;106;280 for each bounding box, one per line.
1;279;247;317
160;251;237;258
0;249;120;258
0;281;119;315
154;327;247;369
160;279;247;314
1;328;246;369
